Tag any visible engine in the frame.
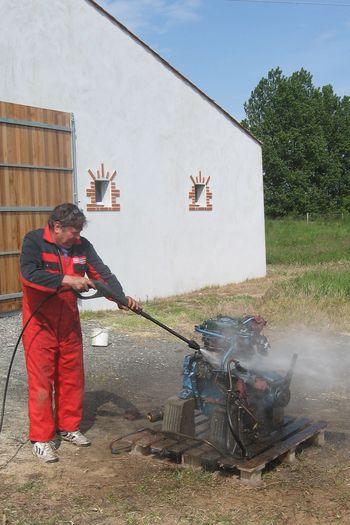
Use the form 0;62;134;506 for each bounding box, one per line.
178;315;297;458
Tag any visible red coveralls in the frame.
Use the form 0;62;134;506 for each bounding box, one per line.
20;226;125;442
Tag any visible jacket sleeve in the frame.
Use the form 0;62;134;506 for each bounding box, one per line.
84;240;126;302
20;233;64;292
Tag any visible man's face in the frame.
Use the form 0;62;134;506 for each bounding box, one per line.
52;222;82;248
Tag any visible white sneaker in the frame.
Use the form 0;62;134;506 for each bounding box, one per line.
32;441;59;463
59;430;91;447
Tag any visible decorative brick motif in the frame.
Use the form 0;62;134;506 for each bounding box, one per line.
86;163;120;212
188;171;213;211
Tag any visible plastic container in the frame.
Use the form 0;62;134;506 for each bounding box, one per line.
91;328;109;347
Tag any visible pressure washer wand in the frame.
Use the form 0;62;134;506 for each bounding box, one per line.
138;310;200;350
81;281;200;351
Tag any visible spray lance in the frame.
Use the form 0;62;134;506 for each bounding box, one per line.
0;280;200;434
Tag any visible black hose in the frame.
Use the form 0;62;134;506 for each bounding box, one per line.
109;428;226;457
0;289;70;434
109;428;151;452
225;359;247;457
162;430;226;457
225;393;247;457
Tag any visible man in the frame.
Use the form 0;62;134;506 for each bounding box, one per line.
20;203;140;463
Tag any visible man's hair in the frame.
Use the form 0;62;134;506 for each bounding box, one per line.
48;203;87;229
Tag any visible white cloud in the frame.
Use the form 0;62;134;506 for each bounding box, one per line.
100;0;202;33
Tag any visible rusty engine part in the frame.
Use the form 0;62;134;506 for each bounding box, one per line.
154;315;297;459
147;408;164;423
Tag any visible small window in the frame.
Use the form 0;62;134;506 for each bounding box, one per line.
195;184;206;207
95;180;110;205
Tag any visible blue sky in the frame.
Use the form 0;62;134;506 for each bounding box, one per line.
98;0;350;121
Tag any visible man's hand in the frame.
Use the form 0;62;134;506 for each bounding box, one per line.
62;275;96;293
118;296;142;313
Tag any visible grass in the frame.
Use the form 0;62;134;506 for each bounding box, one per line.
81;218;350;334
18;479;43;494
100;450;350;525
280;268;350;299
81;289;258;336
265;217;350;264
137;468;215;500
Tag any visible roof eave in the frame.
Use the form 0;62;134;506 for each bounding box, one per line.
85;0;262;146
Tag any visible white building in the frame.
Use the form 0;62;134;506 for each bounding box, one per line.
0;0;265;310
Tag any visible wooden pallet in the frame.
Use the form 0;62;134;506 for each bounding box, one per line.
111;415;327;486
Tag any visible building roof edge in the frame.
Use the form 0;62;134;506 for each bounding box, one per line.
85;0;262;146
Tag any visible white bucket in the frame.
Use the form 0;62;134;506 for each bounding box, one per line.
91;328;109;347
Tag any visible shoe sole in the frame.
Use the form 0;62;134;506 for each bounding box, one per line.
32;453;59;463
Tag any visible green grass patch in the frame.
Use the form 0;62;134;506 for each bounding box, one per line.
281;268;350;299
80;292;256;334
137;468;215;500
266;218;350;264
18;479;43;494
260;264;350;329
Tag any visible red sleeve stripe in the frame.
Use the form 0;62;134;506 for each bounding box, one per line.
42;252;61;263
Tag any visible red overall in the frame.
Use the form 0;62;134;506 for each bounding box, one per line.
20;226;125;442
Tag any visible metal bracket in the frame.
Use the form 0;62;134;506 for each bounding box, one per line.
0;117;71;133
0;251;20;257
0;207;53;212
0;292;22;301
0;163;72;172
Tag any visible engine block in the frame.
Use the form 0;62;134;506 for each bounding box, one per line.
172;315;297;458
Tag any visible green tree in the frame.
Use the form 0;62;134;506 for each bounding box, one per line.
242;68;350;216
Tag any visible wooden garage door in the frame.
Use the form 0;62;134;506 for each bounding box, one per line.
0;101;77;313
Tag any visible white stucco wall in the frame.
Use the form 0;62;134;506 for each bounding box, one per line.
0;0;266;308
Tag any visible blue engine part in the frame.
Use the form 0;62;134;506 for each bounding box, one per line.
180;355;200;400
178;315;294;442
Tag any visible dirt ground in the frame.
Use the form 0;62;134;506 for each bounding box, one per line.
1;313;350;525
